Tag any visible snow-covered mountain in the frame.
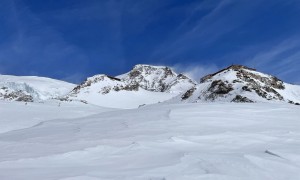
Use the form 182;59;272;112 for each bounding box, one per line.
2;64;300;107
64;64;196;108
0;75;75;102
177;65;300;105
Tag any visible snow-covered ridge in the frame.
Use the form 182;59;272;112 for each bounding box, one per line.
179;65;300;105
63;64;196;108
70;74;130;95
1;64;300;107
0;75;75;102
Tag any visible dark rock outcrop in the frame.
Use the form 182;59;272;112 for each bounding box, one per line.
231;95;254;103
208;80;233;95
181;87;196;100
1;90;33;102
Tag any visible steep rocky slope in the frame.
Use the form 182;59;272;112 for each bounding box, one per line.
178;65;300;105
117;64;196;93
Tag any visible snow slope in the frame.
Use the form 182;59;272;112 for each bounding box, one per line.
0;100;114;133
65;74;177;109
0;75;75;101
0;101;300;180
70;88;175;109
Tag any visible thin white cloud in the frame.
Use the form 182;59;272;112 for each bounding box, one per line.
150;0;262;60
62;73;87;84
247;37;300;68
244;36;300;84
171;63;219;82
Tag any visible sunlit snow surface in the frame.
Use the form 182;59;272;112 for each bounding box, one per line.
1;101;300;180
0;75;75;101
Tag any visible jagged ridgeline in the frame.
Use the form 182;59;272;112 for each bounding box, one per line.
60;65;196;108
69;64;196;94
1;64;300;107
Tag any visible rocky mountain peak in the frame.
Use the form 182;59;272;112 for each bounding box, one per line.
118;64;196;93
200;64;284;90
63;64;196;105
181;64;300;105
201;64;256;83
71;74;121;94
126;64;175;80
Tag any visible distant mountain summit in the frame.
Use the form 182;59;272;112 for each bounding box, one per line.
179;65;300;105
117;64;196;93
63;64;196;108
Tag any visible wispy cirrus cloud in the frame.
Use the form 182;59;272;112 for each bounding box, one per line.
149;0;263;61
171;63;219;82
244;36;300;83
1;0;300;85
247;37;300;68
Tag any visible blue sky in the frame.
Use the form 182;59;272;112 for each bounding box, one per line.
0;0;300;84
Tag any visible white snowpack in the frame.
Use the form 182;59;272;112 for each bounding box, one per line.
0;101;300;180
0;75;75;101
68;74;178;109
74;88;177;109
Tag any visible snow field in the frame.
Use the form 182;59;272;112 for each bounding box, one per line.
0;101;299;179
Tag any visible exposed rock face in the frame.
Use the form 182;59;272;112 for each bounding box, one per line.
288;100;300;105
203;80;234;101
231;95;254;103
200;65;256;83
73;75;121;92
0;75;75;103
67;74;137;98
0;90;33;102
208;80;233;94
70;75;128;95
119;65;196;93
234;67;285;101
181;87;196;100
181;64;300;104
236;69;284;90
0;83;36;102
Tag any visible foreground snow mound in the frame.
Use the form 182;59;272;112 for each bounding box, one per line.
0;100;113;133
179;65;300;105
0;102;300;180
64;65;195;108
0;75;75;102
